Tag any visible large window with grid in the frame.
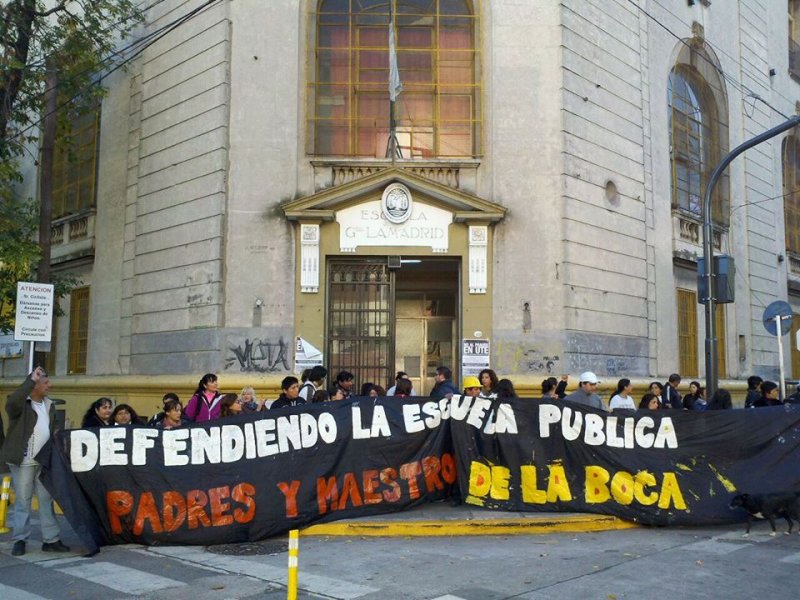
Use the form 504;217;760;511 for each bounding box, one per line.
791;312;800;379
52;108;99;219
782;135;800;255
668;42;729;227
677;289;698;377
676;288;726;378
790;1;800;80
68;287;90;374
307;0;482;158
43;316;57;374
715;304;726;378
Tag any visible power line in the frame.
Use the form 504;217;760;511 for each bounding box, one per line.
8;0;197;109
644;0;788;119
624;2;797;312
730;189;797;216
13;0;169;74
628;0;792;121
8;0;222;147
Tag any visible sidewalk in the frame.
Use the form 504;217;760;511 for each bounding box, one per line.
301;502;638;537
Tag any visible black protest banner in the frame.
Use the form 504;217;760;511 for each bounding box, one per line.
42;397;456;554
451;397;800;525
41;395;800;553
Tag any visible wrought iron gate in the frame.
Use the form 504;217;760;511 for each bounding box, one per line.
327;260;394;391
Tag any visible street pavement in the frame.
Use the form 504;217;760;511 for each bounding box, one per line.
1;505;798;599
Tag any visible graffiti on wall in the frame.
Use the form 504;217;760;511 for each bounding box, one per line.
522;350;561;374
226;336;291;372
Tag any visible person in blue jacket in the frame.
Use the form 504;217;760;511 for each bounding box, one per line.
430;366;459;399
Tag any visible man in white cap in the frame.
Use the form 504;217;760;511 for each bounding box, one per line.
563;371;606;411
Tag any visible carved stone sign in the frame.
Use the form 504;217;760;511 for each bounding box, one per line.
337;199;452;253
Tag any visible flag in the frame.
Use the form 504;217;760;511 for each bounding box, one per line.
388;14;403;101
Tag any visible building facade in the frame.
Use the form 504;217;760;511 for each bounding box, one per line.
5;0;800;396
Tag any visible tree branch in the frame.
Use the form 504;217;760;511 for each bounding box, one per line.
31;1;69;18
0;0;37;144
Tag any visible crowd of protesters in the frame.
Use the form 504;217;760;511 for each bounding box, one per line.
4;361;800;555
66;367;800;432
547;371;800;413
100;367;800;427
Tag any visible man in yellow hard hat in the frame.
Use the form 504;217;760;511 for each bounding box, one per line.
462;375;482;398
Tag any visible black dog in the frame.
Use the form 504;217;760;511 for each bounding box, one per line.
729;493;800;536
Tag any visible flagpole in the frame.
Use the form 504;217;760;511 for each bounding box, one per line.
386;0;402;161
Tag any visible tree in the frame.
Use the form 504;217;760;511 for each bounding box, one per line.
0;181;39;334
0;0;142;333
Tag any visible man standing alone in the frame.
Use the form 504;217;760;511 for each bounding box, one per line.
1;367;70;556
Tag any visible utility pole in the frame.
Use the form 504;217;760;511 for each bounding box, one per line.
38;61;57;285
702;114;800;399
34;61;58;368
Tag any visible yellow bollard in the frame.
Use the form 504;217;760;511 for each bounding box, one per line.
0;476;11;534
287;529;299;600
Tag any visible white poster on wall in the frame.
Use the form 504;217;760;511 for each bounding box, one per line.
14;282;54;342
462;338;490;377
295;336;324;374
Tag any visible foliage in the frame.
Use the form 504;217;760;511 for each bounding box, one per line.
1;0;143;157
0;0;142;332
0;188;39;333
0;189;81;334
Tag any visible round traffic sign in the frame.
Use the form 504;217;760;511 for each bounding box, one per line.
762;301;794;336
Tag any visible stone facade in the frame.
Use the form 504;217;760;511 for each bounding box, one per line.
5;0;800;386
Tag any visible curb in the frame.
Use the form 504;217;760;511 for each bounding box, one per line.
301;514;638;537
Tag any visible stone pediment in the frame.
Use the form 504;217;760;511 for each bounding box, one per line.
282;167;506;223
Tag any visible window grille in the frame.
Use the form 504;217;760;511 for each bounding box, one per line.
307;0;482;157
668;42;729;228
68;287;90;374
52;108;99;219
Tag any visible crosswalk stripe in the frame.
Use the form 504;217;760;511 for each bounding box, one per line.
779;550;800;564
39;556;91;568
686;538;747;555
56;561;187;594
0;583;49;600
711;532;774;544
142;545;379;599
127;547;227;574
11;551;85;566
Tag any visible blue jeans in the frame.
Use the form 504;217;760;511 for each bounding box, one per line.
7;462;61;543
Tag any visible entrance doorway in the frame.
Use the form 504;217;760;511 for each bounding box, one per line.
395;259;459;395
326;258;459;395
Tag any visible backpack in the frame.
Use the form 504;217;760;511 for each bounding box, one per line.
300;382;316;402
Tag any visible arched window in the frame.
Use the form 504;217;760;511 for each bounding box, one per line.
783;134;800;256
308;0;482;158
668;41;729;227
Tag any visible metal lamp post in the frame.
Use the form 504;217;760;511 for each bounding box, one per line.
702;114;800;399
